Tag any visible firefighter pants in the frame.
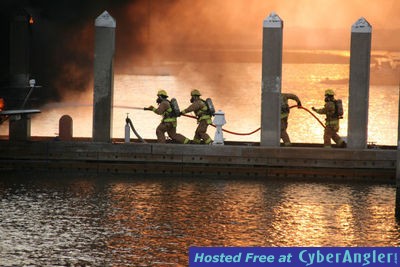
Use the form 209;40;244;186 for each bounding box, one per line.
193;119;212;144
324;124;343;147
156;122;189;144
280;117;291;145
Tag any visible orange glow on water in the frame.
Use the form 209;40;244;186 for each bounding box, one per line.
102;180;399;251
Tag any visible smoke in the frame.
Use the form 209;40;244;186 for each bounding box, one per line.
1;0;140;104
27;0;138;103
1;0;399;105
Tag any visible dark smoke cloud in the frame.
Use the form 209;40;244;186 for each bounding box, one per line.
0;0;144;104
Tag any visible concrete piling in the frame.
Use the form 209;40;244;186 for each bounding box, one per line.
92;11;116;142
347;17;372;149
397;153;400;219
396;87;400;219
260;12;283;147
9;115;31;141
59;115;73;141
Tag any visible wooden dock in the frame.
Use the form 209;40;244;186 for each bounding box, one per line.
0;140;396;182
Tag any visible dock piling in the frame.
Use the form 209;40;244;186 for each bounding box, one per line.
260;12;283;147
59;115;73;141
92;11;116;142
9;115;31;141
347;18;372;149
395;86;400;219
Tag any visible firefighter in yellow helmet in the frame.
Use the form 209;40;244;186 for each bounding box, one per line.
145;90;190;144
281;93;302;146
180;89;213;144
312;89;346;148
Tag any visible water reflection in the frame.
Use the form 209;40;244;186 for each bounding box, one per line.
0;177;111;266
1;175;399;266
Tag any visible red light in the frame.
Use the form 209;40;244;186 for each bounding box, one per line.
29;16;34;24
0;98;5;111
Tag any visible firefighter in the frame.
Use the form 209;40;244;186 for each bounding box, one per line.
312;89;346;148
180;89;212;145
281;93;302;146
145;90;190;144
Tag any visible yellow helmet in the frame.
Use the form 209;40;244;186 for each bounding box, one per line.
325;89;335;96
157;89;168;97
191;89;201;96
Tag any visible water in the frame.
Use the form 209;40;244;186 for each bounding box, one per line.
0;175;399;266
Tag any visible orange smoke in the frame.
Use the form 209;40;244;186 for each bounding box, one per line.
53;0;399;100
123;0;399;51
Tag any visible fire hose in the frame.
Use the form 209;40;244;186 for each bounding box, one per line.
123;105;326;140
125;117;147;143
182;105;326;136
42;104;326;135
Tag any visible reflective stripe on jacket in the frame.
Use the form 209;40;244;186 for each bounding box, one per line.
314;101;339;126
183;99;212;124
153;100;177;123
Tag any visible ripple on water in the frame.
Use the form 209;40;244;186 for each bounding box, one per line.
0;176;399;266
